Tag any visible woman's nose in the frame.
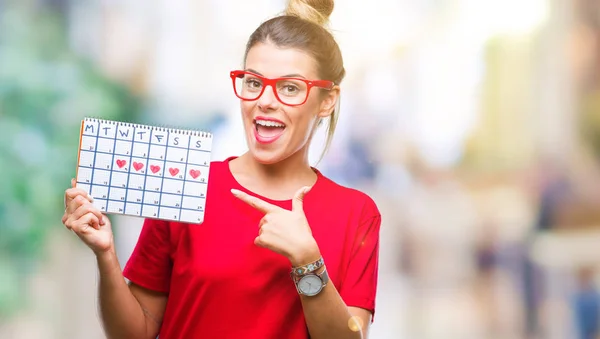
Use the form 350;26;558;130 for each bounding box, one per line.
257;85;279;110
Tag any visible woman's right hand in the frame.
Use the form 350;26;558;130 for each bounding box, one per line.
62;178;114;255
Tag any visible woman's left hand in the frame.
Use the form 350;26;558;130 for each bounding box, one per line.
231;187;320;266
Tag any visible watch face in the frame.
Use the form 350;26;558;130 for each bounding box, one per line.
298;274;323;296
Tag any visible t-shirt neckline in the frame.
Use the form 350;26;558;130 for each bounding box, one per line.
223;156;323;205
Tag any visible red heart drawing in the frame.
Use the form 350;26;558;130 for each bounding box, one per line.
169;168;179;177
116;159;126;168
150;165;161;173
189;169;200;179
133;162;144;171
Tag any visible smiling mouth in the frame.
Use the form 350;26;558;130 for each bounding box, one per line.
254;119;286;144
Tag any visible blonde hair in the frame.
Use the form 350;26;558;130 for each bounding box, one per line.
285;0;334;27
244;0;344;164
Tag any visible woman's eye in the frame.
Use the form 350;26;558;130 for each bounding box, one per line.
282;85;299;94
245;79;261;88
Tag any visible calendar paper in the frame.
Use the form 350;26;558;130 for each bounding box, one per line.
75;118;212;224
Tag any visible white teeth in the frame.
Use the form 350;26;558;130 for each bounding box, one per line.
255;120;285;128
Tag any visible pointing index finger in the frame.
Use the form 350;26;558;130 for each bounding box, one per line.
231;189;278;214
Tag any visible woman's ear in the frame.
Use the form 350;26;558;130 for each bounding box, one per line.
318;86;340;118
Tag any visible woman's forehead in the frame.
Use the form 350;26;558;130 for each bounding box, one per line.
245;42;318;79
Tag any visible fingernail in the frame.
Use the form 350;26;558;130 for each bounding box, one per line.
231;189;240;196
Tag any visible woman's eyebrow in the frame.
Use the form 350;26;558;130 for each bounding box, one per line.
245;68;306;79
245;68;263;75
281;73;306;79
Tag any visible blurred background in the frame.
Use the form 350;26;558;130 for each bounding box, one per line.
1;0;600;338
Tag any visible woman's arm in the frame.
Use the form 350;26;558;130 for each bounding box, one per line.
230;188;379;339
62;184;169;339
294;209;380;339
290;251;371;339
97;249;168;339
298;267;371;339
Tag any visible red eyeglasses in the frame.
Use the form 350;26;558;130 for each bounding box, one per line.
230;70;335;106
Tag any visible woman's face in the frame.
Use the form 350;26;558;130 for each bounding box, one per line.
240;41;338;165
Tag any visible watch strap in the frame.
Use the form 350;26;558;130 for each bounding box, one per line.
291;256;324;276
319;266;329;285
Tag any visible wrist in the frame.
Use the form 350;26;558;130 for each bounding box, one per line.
95;246;123;277
289;239;321;267
94;245;117;261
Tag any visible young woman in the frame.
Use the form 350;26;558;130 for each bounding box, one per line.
62;1;381;338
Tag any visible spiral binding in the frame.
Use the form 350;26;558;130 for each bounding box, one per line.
83;117;212;138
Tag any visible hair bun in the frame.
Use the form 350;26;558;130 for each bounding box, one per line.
285;0;334;26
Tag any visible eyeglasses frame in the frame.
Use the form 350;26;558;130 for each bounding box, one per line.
230;70;335;107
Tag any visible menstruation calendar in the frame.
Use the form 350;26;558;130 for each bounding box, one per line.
75;118;212;224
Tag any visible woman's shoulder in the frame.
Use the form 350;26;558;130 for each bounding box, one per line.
204;158;235;189
316;174;380;217
206;157;235;178
209;157;232;168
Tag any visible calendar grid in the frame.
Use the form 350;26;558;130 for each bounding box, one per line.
181;134;192;219
75;182;207;194
76;118;211;224
105;127;118;213
122;125;136;214
83;175;208;185
87;122;101;200
138;131;152;218
93;135;210;153
88;149;209;167
101;197;204;213
155;130;169;221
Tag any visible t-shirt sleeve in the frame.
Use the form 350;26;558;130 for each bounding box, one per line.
122;218;172;293
339;199;381;320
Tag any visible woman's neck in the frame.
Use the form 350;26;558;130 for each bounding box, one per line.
244;150;314;182
230;148;318;200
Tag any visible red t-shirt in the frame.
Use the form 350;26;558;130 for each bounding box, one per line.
123;156;381;339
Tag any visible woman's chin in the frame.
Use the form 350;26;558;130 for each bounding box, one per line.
250;147;286;165
249;148;284;165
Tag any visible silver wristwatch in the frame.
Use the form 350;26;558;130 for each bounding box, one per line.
293;266;329;297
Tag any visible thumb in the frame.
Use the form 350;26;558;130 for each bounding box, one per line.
292;186;311;213
71;178;76;188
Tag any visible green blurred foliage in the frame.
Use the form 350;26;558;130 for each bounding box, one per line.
0;4;140;318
